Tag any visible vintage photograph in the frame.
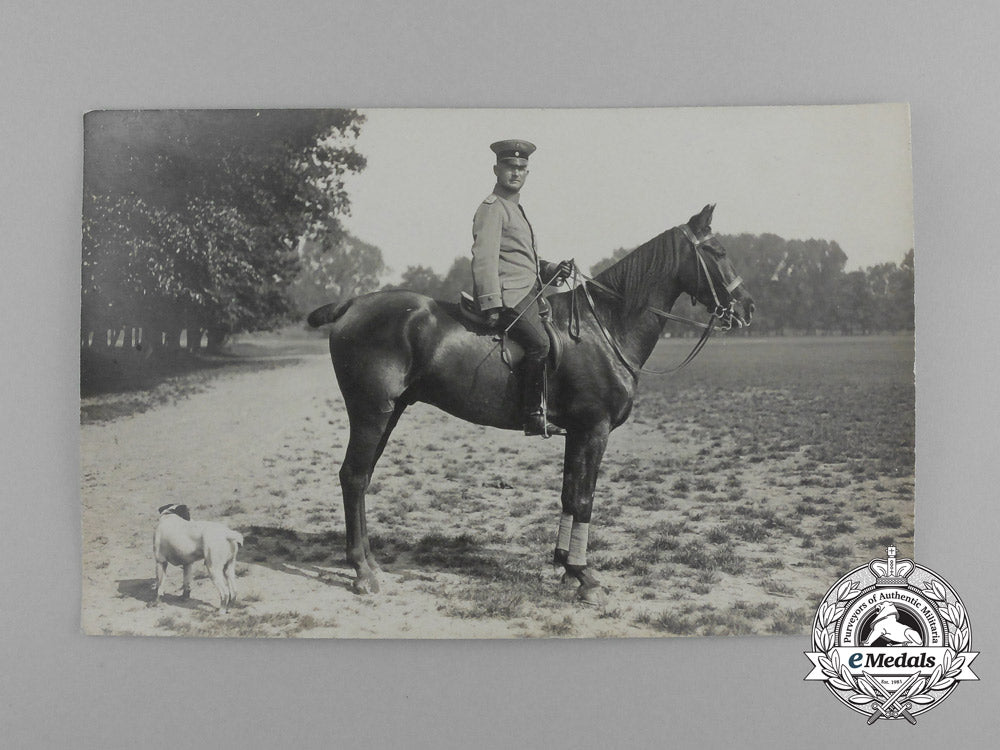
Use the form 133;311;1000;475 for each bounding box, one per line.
80;106;914;637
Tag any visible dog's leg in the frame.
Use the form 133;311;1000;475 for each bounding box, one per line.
204;546;228;612
182;563;192;599
224;559;237;608
154;560;167;604
209;565;229;612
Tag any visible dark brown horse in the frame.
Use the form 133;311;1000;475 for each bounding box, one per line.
308;205;754;601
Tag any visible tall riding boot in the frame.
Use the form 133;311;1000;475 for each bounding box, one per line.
521;357;565;437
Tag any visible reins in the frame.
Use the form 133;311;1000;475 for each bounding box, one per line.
568;224;743;376
574;270;716;376
495;262;569;369
496;224;744;377
577;273;712;330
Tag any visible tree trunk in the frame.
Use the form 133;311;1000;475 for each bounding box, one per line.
163;327;182;351
206;328;227;353
185;328;202;353
138;325;159;358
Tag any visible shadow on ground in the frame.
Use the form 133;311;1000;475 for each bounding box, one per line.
242;525;549;590
116;577;212;610
81;346;307;395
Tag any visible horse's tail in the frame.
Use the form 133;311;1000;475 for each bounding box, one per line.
307;299;353;328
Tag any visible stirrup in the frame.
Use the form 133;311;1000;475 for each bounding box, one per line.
524;412;566;438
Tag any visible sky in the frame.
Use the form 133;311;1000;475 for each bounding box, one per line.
339;105;913;281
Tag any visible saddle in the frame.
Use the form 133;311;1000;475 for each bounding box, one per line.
459;292;563;371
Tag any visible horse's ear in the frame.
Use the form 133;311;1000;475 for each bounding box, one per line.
703;203;715;226
687;204;715;233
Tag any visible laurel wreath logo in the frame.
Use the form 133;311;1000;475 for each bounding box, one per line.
811;577;971;712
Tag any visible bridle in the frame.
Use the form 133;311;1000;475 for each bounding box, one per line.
572;224;748;376
678;224;745;332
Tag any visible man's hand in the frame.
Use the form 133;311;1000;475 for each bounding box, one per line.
553;259;574;284
486;310;501;328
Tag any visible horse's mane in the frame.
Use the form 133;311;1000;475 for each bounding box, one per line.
593;228;682;319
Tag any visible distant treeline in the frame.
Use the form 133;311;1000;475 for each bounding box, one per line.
379;235;913;336
689;234;912;336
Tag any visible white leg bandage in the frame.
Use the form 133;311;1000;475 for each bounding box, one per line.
568;522;590;567
556;512;573;551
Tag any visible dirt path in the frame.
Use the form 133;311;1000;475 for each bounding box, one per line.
81;340;913;638
82;354;613;637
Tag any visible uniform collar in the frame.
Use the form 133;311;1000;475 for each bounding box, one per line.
493;187;521;205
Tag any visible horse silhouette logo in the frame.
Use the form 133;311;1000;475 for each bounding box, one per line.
861;602;922;646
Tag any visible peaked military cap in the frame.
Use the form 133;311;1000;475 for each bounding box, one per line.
490;139;536;165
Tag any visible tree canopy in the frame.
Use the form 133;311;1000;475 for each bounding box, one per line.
82;109;366;348
288;232;386;314
383;257;473;302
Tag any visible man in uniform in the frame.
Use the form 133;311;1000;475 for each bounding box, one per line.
470;139;572;437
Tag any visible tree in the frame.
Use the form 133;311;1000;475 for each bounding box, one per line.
717;233;792;334
833;270;876;334
377;257;471;301
438;257;474;301
82;109;366;351
590;247;632;276
391;266;444;297
887;248;914;331
288;232;386;314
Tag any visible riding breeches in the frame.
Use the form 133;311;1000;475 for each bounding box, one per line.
499;296;549;365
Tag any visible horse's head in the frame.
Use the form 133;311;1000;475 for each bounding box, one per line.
679;204;755;329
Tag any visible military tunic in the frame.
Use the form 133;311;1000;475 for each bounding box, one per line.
471;192;558;312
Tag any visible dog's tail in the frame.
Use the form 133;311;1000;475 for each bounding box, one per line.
226;531;243;564
307;299;354;328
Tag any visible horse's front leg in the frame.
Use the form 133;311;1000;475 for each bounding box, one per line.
555;423;610;604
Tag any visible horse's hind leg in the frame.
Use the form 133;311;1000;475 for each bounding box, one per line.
361;403;405;576
340;402;405;594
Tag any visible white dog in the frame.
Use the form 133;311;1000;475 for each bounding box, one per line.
153;503;244;612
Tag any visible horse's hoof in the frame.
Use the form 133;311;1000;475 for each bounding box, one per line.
576;585;607;607
352;575;381;595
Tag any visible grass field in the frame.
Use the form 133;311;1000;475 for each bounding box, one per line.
635;334;914;477
81;332;914;638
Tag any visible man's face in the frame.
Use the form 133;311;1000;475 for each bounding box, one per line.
494;160;529;192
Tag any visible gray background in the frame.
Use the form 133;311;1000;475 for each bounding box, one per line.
2;1;996;747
